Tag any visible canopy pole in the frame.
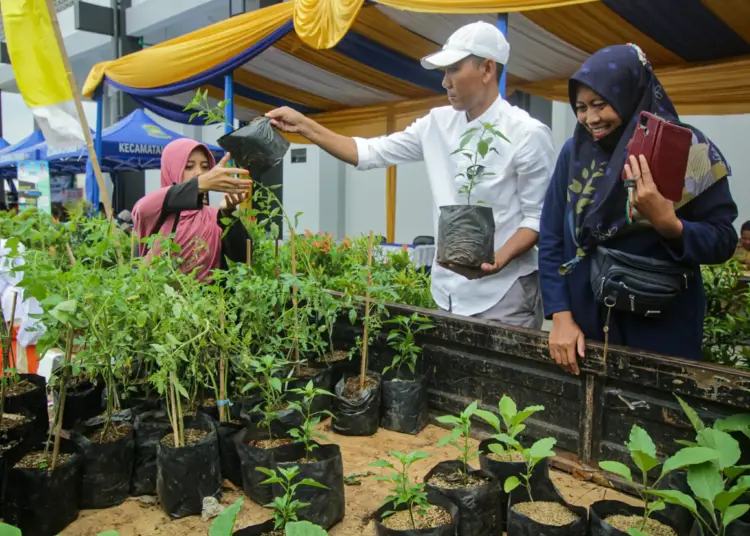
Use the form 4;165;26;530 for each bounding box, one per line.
224;73;234;134
385;107;396;243
93;87;104;211
496;14;508;99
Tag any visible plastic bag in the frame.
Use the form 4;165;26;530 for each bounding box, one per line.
479;439;551;533
375;489;459;536
235;425;297;506
436;205;495;267
332;373;381;437
424;460;502;536
589;500;681;536
131;410;172;495
233;519;276;535
654;471;696;536
72;412;134;509
274;443;345;530
380;373;427;435
217;117;290;180
56;379;104;430
3;439;82;536
156;412;221;518
3;374;48;444
508;482;587;536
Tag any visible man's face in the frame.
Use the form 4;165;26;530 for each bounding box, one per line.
741;230;750;250
442;57;491;112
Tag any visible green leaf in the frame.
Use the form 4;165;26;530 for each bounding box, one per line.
0;525;22;536
529;437;556;460
474;409;500;432
437;415;462;426
209;498;244;536
675;395;705;433
687;462;725;504
714;414;750;433
477;139;489;158
697;429;741;470
348;308;357;325
504;476;520;493
298;478;329;489
722;504;750;527
661;447;720;476
599;461;633;482
627;529;649;536
493;433;521;448
369;460;394;469
511;405;544;427
723;465;750;479
286;521;329;536
647;489;698;514
270;376;283;393
499;396;517;425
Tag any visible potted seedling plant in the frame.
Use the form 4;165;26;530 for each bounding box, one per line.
380;313;434;435
437;122;510;269
427;401;502;536
185;89;290;179
209;498;330;536
371;450;459;535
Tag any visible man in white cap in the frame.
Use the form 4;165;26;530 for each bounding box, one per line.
266;21;555;328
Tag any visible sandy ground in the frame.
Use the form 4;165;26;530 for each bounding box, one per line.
62;424;637;536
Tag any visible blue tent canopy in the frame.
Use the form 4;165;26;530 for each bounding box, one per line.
31;109;224;175
0;138;9;151
0;131;45;167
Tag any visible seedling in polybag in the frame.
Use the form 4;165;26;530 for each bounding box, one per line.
451;122;510;205
437;401;480;485
257;465;328;530
475;394;544;459
383;313;434;377
370;450;431;529
287;380;335;457
498;435;556;502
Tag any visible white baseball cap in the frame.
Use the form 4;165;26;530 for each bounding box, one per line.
421;21;510;70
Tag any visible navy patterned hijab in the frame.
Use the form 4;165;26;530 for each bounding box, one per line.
562;44;730;273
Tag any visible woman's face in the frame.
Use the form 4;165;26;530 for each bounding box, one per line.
574;85;622;141
183;148;211;182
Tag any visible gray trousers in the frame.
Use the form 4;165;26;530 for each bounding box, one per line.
442;271;544;329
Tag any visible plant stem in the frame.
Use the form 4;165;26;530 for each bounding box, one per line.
360;231;374;392
0;292;19;425
52;327;74;470
290;228;300;375
219;306;227;423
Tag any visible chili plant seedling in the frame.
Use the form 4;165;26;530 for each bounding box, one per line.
383;313;434;377
452;122;510;205
437;401;480;485
475;394;544;459
287;380;335;457
370;450;431;530
256;466;328;530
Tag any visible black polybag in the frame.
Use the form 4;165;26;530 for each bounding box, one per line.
71;412;135;509
235;425;298;506
56;379;105;430
654;471;695;536
1;410;36;446
156;412;222;518
131;409;172;495
380;373;428;435
207;402;248;488
332;373;381;436
217;117;290;179
478;439;551;532
691;517;749;536
507;481;587;536
3;439;82;536
274;443;345;530
375;489;459;536
0;432;34;509
233;519;277;536
589;500;681;536
436;205;495;267
3;374;48;443
424;460;502;536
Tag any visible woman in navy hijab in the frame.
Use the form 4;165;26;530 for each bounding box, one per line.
539;44;737;373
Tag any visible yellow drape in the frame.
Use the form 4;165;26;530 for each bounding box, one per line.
292;0;598;50
83;2;293;97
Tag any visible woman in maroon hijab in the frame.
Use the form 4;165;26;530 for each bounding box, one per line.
132;138;251;281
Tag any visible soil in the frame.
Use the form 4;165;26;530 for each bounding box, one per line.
60;424;640;535
250;438;293;450
342;375;377;399
381;504;452;531
320;349;349;363
5;379;38;397
86;423;132;444
0;412;29;432
487;449;526;463
605;515;677;536
427;470;489;490
513;501;578;526
16;451;74;471
160;428;208;448
295;365;320;378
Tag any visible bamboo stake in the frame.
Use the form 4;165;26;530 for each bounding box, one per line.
218;309;226;423
290;229;300;374
359;231;374;392
44;0;114;222
246;238;253;265
168;373;180;447
51;328;74;470
130;229;136;264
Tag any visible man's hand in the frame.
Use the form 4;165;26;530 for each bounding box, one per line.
549;311;585;375
266;107;310;135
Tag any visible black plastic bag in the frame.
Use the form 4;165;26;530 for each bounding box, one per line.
131;409;172;495
3;439;82;536
1;409;36;446
3;374;48;443
210;402;248;488
217;117;290;180
507;482;587;536
0;433;34;509
424;460;502;536
436;205;495;267
71;412;135;509
479;439;551;532
655;471;695;536
589;500;681;536
233;519;276;536
274;443;345;530
380;373;428;435
235;425;298;506
240;399;301;435
332;373;381;436
375;488;459;536
156;412;221;518
56;379;105;430
689;507;749;536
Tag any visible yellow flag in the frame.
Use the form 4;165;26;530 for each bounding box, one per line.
0;0;85;147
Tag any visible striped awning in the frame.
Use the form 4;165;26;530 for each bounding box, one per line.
83;0;750;142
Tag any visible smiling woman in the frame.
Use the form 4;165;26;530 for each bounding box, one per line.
538;44;739;371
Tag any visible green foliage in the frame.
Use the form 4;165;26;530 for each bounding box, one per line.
286;521;329;536
287;380;335;455
209;498;244;536
370;450;431;529
451;122;510;205
0;523;21;536
257;466;328;530
184;89;232;128
383;313;434;377
475;394;544;458
436;401;480;483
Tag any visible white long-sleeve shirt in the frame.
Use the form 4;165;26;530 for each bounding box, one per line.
354;96;555;316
